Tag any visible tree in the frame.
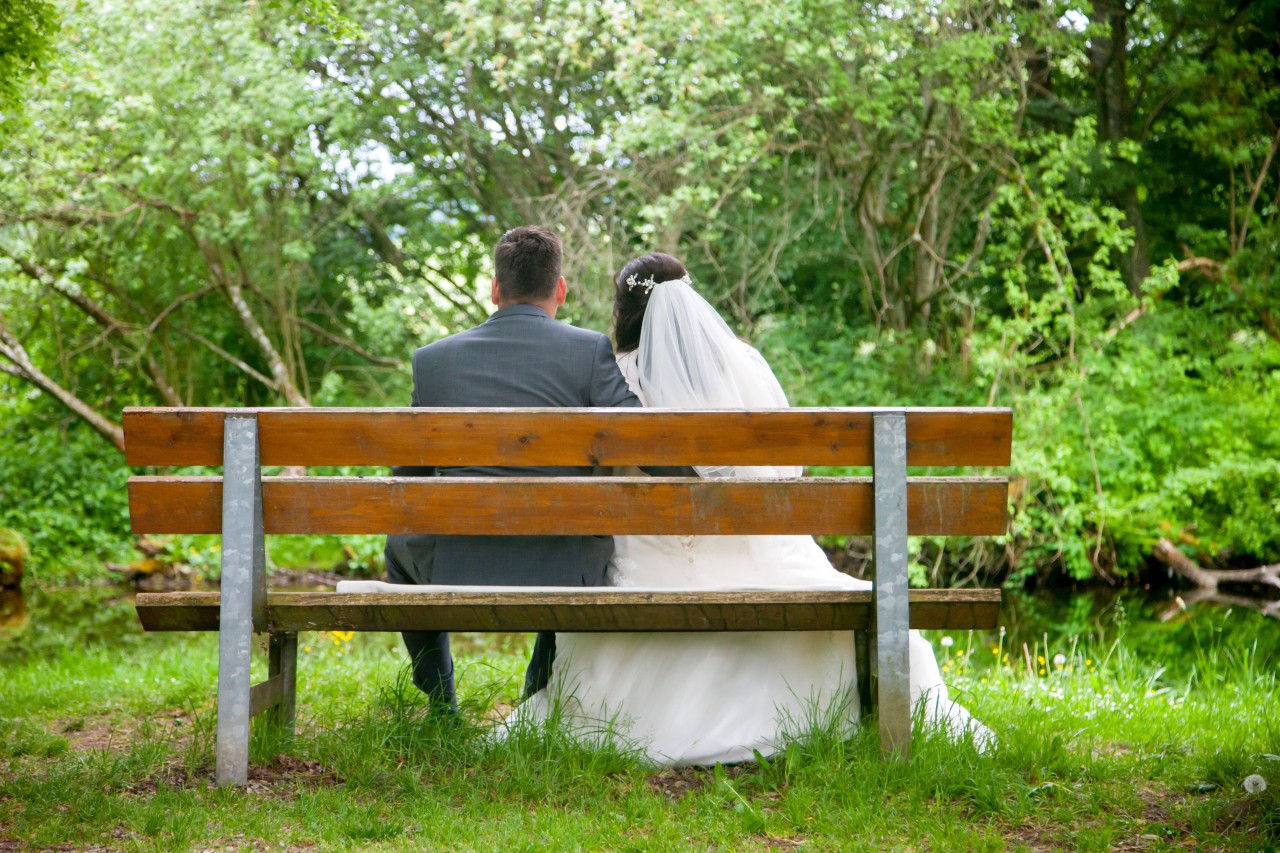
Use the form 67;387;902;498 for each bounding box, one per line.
0;0;58;119
0;0;427;444
324;0;1063;333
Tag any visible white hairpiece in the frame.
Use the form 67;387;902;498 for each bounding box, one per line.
625;272;692;294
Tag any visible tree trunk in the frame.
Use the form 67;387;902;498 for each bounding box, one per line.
1090;0;1150;294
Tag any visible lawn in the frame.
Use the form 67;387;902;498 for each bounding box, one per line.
1;590;1277;851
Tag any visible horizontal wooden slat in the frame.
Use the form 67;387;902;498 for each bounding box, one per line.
134;589;1002;633
248;675;284;717
128;476;1009;536
123;407;1013;468
124;408;227;466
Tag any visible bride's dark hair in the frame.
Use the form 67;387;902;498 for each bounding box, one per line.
612;252;688;353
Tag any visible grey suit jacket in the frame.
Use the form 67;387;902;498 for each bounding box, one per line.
385;304;641;587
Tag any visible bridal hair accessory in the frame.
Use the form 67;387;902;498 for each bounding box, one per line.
625;272;692;294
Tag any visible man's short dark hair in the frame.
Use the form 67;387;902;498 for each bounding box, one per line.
494;226;562;302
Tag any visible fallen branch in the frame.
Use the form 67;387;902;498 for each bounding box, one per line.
1159;588;1280;622
1153;538;1280;592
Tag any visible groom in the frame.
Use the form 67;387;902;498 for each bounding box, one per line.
385;225;658;711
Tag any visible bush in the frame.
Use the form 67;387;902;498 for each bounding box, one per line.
757;300;1280;585
0;400;132;580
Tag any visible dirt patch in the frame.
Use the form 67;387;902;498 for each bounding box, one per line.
646;764;753;800
1005;818;1073;852
1002;786;1205;852
480;701;514;723
648;767;711;800
1137;785;1190;828
252;754;344;788
119;754;344;797
1211;796;1267;839
56;707;201;756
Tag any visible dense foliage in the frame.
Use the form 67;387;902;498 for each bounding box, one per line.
1;0;1277;583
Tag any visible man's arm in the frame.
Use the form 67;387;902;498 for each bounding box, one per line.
588;335;696;477
396;348;435;478
587;334;641;409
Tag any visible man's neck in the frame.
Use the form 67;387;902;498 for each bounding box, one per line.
496;299;558;319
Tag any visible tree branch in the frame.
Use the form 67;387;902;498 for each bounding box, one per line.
296;317;402;367
1236;125;1280;253
1;250;183;405
0;314;125;451
178;329;279;392
356;210;488;323
1;251;134;333
147;283;217;335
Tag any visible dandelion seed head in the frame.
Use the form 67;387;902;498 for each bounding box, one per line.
1243;774;1268;795
940;636;954;647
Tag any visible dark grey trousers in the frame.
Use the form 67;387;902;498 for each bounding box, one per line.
384;544;556;708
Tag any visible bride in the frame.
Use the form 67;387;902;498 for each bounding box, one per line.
506;253;992;765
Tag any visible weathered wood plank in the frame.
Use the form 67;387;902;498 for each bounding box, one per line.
122;407;1013;468
123;408;228;466
248;674;284;717
128;476;1010;536
135;589;1002;633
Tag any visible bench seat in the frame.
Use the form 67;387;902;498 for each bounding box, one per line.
135;587;1002;633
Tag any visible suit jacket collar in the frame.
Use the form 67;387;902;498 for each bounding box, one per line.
487;303;553;323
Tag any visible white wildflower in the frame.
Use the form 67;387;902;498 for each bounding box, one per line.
1243;774;1268;795
940;636;954;648
857;340;877;357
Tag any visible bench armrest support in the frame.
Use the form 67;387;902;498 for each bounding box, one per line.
873;411;911;760
215;414;266;787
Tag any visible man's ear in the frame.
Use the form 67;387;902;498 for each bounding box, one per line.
491;277;501;306
554;276;567;306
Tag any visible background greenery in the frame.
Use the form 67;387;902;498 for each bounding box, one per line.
1;0;1277;585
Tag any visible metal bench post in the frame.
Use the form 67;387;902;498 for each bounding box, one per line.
215;414;265;787
873;411;911;760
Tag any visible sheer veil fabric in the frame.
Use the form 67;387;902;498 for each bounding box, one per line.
635;276;796;478
502;276;993;765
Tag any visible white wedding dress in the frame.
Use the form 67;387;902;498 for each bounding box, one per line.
504;294;992;764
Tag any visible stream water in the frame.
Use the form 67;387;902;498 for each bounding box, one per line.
2;583;1278;676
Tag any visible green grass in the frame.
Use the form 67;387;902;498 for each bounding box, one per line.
1;612;1277;851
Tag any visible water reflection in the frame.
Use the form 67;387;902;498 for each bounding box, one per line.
0;587;26;632
962;587;1280;678
0;585;147;660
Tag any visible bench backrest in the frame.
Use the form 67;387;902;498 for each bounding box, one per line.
123;407;1012;538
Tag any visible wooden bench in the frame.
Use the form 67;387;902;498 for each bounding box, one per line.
125;406;1011;786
